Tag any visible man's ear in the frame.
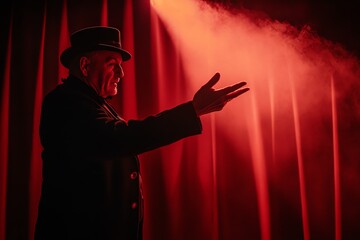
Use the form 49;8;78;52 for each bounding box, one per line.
79;56;90;77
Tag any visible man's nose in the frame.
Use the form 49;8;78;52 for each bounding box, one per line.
115;64;124;78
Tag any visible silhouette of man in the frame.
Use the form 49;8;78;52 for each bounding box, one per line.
34;26;249;240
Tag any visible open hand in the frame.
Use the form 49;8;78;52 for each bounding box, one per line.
193;72;249;116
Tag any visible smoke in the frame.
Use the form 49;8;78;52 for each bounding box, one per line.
150;0;360;238
151;0;360;137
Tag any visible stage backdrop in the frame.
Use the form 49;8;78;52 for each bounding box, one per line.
1;0;360;240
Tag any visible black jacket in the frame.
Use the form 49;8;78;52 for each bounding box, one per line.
35;76;202;240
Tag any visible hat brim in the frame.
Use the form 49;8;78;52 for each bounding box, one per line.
60;44;132;68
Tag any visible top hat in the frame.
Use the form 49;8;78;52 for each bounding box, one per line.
60;26;131;68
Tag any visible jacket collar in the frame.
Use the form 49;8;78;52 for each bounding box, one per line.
62;75;106;103
62;75;121;120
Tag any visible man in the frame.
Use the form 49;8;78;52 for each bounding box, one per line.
34;26;249;240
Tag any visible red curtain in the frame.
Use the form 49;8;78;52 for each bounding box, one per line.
1;0;360;240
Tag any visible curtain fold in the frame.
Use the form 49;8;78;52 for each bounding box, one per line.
58;0;70;83
28;6;46;239
0;11;12;240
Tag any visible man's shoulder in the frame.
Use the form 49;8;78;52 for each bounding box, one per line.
43;83;64;103
43;82;72;103
43;80;102;111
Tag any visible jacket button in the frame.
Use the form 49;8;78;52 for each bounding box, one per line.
130;171;138;180
131;202;137;209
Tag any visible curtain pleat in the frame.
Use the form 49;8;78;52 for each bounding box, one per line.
0;12;12;240
120;0;138;120
58;0;70;83
101;0;108;26
28;6;47;239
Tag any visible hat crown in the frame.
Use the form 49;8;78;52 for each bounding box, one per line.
70;26;122;49
60;26;131;68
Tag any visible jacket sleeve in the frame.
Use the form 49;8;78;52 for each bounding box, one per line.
55;92;202;158
93;101;202;156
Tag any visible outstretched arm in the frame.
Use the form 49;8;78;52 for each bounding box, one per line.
192;72;250;116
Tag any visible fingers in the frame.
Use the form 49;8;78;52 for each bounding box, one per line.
202;72;220;89
225;87;250;101
194;73;249;116
218;82;247;96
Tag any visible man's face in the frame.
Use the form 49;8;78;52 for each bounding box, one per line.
86;50;124;98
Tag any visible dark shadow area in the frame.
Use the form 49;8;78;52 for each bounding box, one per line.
205;0;360;58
